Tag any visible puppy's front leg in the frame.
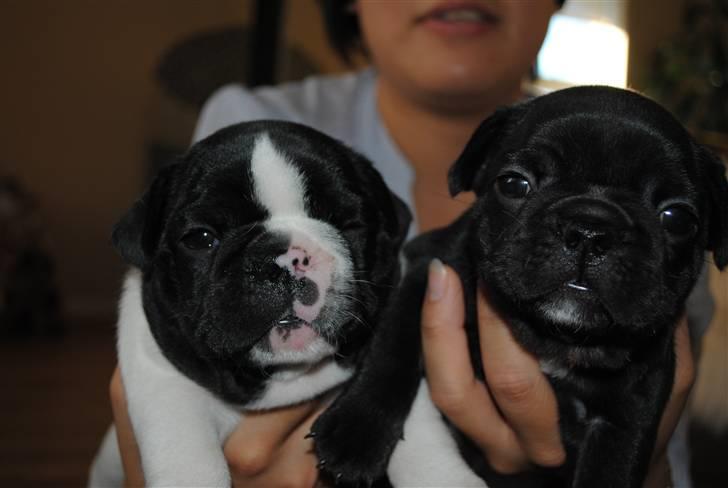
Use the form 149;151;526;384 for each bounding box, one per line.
118;272;239;486
569;364;674;488
312;263;430;487
127;380;239;487
569;419;654;488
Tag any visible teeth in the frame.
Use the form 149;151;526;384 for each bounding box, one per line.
437;9;485;22
567;282;590;292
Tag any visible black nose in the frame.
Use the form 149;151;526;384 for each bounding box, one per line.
213;229;295;315
556;198;631;259
563;224;614;257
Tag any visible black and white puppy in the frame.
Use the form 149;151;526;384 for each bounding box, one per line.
88;121;410;487
312;86;728;488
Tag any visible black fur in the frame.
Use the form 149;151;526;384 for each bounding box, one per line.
112;120;410;405
312;86;728;487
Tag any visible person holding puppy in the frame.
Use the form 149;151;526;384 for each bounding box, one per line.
109;1;710;486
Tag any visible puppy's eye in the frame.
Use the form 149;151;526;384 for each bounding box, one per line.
496;173;531;199
181;229;220;250
660;206;697;238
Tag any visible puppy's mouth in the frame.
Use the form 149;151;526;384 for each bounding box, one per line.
532;282;616;342
268;315;320;352
246;226;352;366
250;311;336;366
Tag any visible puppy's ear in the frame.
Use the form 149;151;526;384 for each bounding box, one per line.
347;150;412;290
387;192;412;250
112;164;179;269
365;167;412;249
448;105;522;196
699;146;728;270
345;149;412;247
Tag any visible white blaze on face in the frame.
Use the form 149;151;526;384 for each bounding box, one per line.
251;133;307;216
249;133;353;365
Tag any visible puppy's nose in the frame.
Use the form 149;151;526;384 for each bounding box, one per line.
556;198;629;258
563;225;614;257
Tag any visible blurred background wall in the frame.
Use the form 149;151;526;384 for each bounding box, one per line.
0;0;349;322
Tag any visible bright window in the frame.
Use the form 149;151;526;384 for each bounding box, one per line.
536;2;629;88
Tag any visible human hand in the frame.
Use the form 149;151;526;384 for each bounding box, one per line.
420;260;694;486
109;366;324;488
109;367;144;488
224;400;324;488
420;260;564;473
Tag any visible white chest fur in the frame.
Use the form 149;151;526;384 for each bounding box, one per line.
387;379;487;487
246;360;352;410
89;271;351;487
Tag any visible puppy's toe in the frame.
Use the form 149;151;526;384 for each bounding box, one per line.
312;402;398;488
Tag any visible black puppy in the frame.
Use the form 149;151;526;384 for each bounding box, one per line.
88;121;410;486
312;86;728;488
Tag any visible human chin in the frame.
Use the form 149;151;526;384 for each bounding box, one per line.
418;61;521;104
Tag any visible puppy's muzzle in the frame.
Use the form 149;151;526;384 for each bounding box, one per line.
211;228;337;355
553;197;633;263
233;230;332;313
274;233;336;325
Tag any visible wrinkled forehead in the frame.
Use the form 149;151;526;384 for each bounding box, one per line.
249;131;374;216
175;130;367;225
243;132;363;217
175;132;311;215
511;113;699;197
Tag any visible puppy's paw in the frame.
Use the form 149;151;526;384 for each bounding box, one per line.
311;400;399;488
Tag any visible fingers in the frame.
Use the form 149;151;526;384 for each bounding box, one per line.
643;451;673;488
233;405;322;488
109;366;145;488
421;259;478;411
672;315;696;401
226;400;325;488
477;288;565;468
421;261;529;473
652;316;695;461
421;260;564;473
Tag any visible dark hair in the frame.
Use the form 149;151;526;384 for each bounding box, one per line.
319;0;361;63
319;0;567;63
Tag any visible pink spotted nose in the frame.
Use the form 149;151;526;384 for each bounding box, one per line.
274;234;335;325
285;247;313;277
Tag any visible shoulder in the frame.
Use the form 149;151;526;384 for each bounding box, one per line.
192;69;375;143
192;83;280;143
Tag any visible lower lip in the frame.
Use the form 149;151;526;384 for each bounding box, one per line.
420;16;497;36
270;323;318;352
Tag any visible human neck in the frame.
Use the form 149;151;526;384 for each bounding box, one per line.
376;78;521;178
376;78;521;231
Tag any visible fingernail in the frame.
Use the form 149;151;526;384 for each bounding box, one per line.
427;259;447;302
